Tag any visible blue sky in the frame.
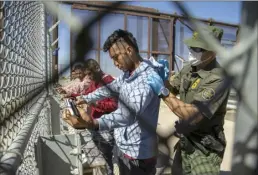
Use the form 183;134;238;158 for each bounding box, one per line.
126;1;242;24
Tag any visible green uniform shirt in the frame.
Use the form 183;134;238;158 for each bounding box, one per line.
170;59;230;132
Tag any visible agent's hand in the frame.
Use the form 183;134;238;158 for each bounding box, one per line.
147;73;165;96
157;59;169;81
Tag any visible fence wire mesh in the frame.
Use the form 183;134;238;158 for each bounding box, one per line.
0;1;52;174
0;1;257;175
16;101;51;175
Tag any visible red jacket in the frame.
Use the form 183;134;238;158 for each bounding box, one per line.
71;74;118;119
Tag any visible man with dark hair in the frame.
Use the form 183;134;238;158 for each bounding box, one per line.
63;29;165;174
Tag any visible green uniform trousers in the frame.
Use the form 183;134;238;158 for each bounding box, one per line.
172;147;223;175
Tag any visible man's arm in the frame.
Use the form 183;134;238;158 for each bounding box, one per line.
62;80;82;95
62;108;93;129
147;71;229;124
64;81;155;131
67;84;154;130
162;93;202;123
81;76;122;104
162;77;229;124
96;84;154;131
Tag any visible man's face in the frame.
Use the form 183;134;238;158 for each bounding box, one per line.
108;42;134;72
188;47;215;66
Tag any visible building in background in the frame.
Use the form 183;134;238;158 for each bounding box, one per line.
57;2;238;79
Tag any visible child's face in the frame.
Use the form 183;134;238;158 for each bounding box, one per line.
72;68;85;80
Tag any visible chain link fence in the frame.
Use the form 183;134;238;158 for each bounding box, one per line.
0;1;257;175
0;1;53;174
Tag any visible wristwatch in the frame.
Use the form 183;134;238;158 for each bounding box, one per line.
158;87;170;98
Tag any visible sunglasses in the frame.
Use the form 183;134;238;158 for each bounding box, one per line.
189;47;206;53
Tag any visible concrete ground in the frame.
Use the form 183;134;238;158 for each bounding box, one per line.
156;101;236;174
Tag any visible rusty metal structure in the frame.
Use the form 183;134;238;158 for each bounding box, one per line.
61;1;239;77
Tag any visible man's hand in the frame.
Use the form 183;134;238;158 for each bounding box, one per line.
76;96;87;105
77;104;88;111
62;108;87;129
62;106;97;130
76;106;92;123
61;94;70;100
56;87;66;94
77;106;98;130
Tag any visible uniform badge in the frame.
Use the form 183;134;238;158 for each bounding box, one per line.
191;78;201;89
202;88;215;100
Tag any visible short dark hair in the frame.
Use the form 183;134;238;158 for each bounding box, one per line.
72;63;84;71
103;29;139;53
84;58;100;73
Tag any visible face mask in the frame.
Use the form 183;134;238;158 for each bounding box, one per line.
188;50;203;66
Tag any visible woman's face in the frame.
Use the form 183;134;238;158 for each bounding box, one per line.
84;70;94;81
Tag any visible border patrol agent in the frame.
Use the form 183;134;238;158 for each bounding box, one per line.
146;26;230;175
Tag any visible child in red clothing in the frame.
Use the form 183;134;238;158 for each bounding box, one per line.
56;64;91;96
70;71;117;119
70;59;118;175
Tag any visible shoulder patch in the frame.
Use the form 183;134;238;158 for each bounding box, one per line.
202;88;215;100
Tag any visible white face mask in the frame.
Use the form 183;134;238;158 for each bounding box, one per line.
188;50;203;66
